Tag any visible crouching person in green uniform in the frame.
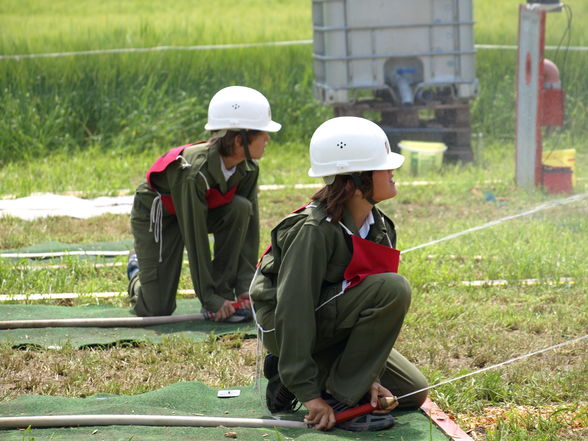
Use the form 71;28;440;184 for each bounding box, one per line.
250;116;428;431
127;86;281;322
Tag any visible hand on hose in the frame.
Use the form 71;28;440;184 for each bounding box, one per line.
303;397;336;431
369;382;398;414
214;300;236;322
236;292;251;310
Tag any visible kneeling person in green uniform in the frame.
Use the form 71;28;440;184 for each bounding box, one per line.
250;116;428;431
127;86;281;322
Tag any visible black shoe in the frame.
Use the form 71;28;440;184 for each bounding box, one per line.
322;392;396;432
264;354;298;413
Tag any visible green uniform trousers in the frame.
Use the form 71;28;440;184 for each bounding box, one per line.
261;272;428;409
128;194;253;317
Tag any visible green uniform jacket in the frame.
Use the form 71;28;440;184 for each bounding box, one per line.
135;141;260;312
251;202;397;403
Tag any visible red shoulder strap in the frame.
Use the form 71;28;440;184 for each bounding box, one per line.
146;142;206;189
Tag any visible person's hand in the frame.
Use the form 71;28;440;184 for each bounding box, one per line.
214;300;236;322
369;382;398;414
236;292;251;310
303;397;336;431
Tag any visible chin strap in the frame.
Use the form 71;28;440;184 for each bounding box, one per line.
350;173;378;205
240;130;252;163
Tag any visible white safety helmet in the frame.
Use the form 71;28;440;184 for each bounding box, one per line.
204;86;281;133
308;116;404;182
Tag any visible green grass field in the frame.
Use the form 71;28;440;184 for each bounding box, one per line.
1;1;587;440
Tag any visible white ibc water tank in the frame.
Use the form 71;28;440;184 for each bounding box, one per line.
312;0;479;105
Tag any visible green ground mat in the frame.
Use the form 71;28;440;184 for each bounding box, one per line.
0;299;255;348
0;381;449;441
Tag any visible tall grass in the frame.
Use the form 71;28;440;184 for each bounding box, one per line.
0;45;330;165
1;0;587;170
0;0;311;53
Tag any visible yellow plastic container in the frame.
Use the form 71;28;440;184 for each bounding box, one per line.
542;148;576;187
398;140;447;175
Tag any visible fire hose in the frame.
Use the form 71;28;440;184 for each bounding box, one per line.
0;397;396;430
0;414;307;429
0;301;248;329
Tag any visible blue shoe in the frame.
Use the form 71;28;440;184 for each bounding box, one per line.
127;250;139;281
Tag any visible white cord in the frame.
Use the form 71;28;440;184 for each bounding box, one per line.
149;194;163;262
3;42;588;61
397;334;588;401
402;192;588;254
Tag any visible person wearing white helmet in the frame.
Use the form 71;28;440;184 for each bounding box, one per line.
250;117;428;432
126;86;281;321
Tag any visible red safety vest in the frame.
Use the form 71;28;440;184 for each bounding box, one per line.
259;205;400;288
343;234;400;291
146;143;238;214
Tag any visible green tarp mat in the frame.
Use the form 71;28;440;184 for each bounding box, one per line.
0;381;449;441
0;299;255;348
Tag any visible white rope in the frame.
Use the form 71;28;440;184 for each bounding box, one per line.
198;171;211;190
0;289;195;302
248;267;275;335
248;265;279;415
14;262;125;270
10;261;188;270
177;155;192;169
402;192;588;254
426;277;577;288
149;194;164;262
314;281;349;312
0;250;128;258
0;292;126;301
397;334;588;401
2;41;588;61
0;40;313;61
475;44;588;52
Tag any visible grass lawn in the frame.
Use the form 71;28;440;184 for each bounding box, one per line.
1;0;588;440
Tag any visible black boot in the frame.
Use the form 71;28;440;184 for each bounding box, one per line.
263;354;298;413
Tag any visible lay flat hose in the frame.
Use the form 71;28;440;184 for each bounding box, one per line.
0;301;249;329
0;414;307;429
0;313;208;329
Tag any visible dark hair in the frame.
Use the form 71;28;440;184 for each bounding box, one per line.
311;171;374;222
213;130;261;157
